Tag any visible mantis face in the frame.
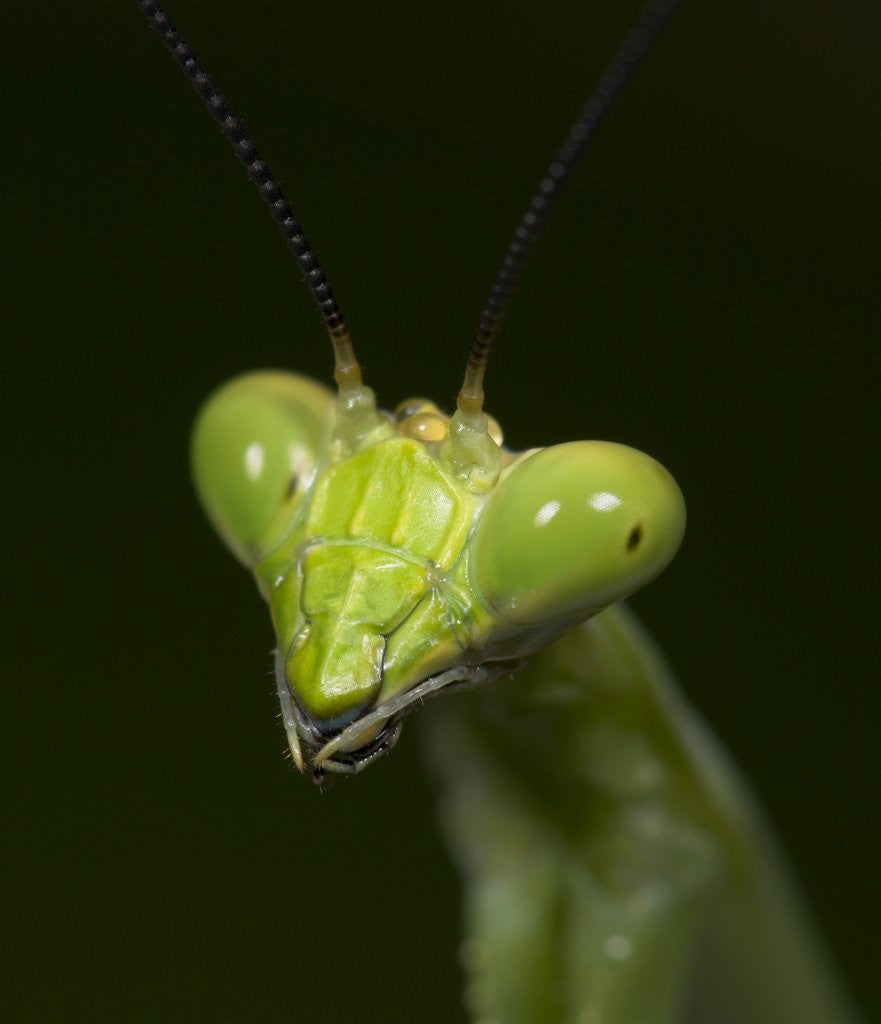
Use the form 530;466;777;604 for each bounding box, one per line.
192;371;685;776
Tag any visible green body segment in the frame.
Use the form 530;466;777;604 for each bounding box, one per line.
424;604;863;1024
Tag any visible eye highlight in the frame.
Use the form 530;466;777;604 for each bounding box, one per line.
626;524;644;551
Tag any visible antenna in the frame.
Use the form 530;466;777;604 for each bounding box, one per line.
458;0;684;416
137;1;364;393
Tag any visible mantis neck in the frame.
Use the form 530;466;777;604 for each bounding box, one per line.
422;603;862;1024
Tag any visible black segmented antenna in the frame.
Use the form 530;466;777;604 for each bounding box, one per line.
138;1;363;391
459;0;684;415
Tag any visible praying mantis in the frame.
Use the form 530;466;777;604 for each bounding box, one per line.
137;1;867;1021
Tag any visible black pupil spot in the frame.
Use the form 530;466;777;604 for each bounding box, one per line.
626;525;643;551
284;475;299;501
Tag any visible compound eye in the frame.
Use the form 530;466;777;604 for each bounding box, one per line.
191;371;334;565
470;441;685;626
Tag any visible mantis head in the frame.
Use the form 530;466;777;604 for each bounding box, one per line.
191;373;685;777
143;0;686;776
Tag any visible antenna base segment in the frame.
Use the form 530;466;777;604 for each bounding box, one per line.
440;408;501;493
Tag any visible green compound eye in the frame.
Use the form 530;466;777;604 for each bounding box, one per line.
191;371;334;566
470;441;685;626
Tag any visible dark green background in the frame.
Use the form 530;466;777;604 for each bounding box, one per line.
6;1;878;1020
